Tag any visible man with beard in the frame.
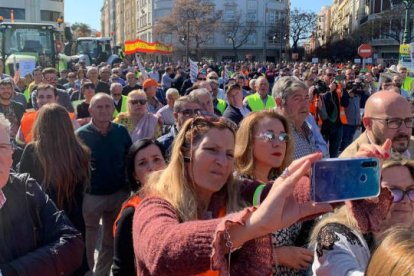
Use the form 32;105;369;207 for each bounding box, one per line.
341;91;414;158
0;79;24;141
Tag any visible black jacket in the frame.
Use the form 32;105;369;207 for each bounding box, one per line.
223;104;245;125
0;173;84;276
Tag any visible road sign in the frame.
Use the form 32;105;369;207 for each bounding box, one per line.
358;44;374;58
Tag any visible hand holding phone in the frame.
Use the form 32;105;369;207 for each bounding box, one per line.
312;157;380;203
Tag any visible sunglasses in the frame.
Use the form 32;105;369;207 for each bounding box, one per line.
180;108;202;117
390;188;414;203
326;73;335;77
129;99;147;105
257;130;289;143
197;78;207;81
208;77;218;80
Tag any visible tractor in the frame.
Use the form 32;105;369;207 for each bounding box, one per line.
0;22;71;76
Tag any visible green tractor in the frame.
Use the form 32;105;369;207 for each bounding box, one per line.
0;22;71;76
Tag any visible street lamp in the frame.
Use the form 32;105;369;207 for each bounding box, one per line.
392;0;414;44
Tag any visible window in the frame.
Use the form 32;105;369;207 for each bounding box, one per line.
225;32;233;44
246;10;257;22
0;8;25;20
223;9;235;21
247;32;257;45
41;10;60;22
247;0;256;9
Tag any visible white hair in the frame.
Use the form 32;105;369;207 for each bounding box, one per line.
190;88;212;100
166;88;179;99
110;82;123;92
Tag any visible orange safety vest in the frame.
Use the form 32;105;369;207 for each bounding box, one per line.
21;111;76;143
335;86;348;125
309;95;323;126
113;195;226;276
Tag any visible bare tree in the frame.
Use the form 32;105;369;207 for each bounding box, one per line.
222;11;257;60
154;0;221;59
290;8;317;51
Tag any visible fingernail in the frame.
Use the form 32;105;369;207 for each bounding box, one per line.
384;152;390;159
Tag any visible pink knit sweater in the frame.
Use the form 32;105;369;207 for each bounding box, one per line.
133;196;273;275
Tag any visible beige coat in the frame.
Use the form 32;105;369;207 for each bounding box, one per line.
340;131;414;158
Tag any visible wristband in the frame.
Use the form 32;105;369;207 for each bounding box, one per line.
252;184;266;206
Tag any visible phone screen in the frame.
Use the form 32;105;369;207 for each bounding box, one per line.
312;157;380;203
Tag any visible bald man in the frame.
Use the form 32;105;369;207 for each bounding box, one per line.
341;91;414;158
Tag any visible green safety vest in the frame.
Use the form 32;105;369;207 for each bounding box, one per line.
216;99;227;115
245;93;276;112
113;95;128;118
403;76;413;92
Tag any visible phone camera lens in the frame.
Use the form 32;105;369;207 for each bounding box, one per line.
360;174;368;183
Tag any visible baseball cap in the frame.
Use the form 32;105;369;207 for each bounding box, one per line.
143;78;160;89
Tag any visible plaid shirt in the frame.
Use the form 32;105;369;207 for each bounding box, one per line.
291;122;318;160
0;189;6;209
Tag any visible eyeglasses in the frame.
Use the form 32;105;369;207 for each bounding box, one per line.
390;188;414;203
326;73;335;77
208;77;218;80
44;77;57;82
369;117;414;129
256;130;289;143
112;93;122;97
197;78;207;81
179;108;202;117
129;99;147;105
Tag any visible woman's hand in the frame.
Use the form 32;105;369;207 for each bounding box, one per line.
355;139;391;171
274;246;313;270
249;152;332;236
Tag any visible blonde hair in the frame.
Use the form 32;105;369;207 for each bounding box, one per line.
127;89;147;114
143;116;243;221
235;110;293;179
366;227;414;275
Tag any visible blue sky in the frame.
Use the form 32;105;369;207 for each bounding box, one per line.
65;0;332;31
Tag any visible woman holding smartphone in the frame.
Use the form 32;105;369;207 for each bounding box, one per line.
132;116;331;275
235;110;314;275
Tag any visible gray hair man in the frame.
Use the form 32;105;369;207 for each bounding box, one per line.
273;76;328;159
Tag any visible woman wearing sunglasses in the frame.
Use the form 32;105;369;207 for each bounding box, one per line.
309;151;414;275
235;110;314;275
132;116;331;275
113;89;160;142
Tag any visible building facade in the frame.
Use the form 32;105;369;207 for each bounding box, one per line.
311;0;404;62
103;0;290;62
0;0;63;25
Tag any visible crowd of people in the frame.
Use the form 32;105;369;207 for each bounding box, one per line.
1;56;414;275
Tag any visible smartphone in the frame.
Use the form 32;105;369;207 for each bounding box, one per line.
311;157;380;203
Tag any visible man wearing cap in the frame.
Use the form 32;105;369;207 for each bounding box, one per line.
143;78;163;113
